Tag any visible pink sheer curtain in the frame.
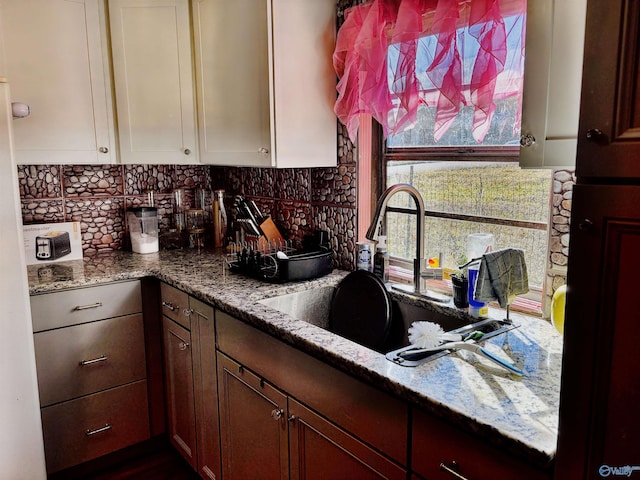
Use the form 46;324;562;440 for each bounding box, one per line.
333;0;526;143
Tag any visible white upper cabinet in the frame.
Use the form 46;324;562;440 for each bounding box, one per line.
0;0;115;165
109;0;197;164
193;0;337;168
519;0;587;168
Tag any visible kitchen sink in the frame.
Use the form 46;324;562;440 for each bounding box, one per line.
257;285;498;355
258;286;335;330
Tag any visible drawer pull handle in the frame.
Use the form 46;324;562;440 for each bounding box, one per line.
79;355;108;366
440;462;469;480
73;302;103;311
162;301;179;312
179;342;189;351
85;424;112;437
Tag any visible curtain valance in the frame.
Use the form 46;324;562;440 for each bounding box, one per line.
333;0;526;143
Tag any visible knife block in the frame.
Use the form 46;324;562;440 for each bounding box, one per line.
259;217;284;246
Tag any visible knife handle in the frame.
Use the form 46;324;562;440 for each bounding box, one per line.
249;200;265;224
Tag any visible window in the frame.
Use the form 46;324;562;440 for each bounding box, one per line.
384;162;552;292
337;0;551;312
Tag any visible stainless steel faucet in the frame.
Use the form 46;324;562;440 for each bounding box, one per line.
366;184;426;294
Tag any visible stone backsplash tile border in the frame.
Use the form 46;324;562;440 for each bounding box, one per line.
18;164;212;253
544;169;575;317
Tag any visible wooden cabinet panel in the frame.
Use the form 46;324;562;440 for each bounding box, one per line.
162;316;197;469
556;185;640;478
217;350;405;480
30;281;142;332
576;1;640;178
191;297;221;480
41;380;150;474
34;313;146;407
160;282;190;329
412;408;549;480
216;310;408;465
289;398;406;480
218;353;289;480
109;0;197;164
160;283;220;477
0;0;115;164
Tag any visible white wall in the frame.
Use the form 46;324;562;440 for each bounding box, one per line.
0;79;47;479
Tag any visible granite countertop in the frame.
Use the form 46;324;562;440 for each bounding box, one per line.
28;249;563;470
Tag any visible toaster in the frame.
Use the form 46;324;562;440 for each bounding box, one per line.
35;231;71;261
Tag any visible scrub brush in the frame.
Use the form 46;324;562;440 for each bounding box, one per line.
407;321;484;348
401;321;523;376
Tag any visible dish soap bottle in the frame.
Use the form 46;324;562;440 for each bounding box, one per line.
373;235;389;283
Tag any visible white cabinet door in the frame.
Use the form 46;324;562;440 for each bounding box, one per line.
519;0;587;168
109;0;197;164
193;0;337;168
0;0;115;164
193;0;271;167
270;0;337;169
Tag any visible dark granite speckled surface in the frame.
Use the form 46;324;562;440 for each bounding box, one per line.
28;249;562;470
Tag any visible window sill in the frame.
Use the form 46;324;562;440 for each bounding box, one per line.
388;265;543;318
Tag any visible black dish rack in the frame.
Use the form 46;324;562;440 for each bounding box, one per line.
226;241;333;282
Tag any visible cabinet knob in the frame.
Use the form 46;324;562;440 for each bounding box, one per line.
99;146;109;154
184;148;191;155
578;218;594;231
520;133;535;148
179;342;189;351
183;308;193;317
258;147;269;155
586;128;607;144
271;408;284;421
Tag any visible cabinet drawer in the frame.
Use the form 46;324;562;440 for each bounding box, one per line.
41;380;150;474
31;280;142;332
34;314;147;406
160;282;190;329
412;409;550;480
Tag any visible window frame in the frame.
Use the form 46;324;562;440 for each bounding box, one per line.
361;117;548;314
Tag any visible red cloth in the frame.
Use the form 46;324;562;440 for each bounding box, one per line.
334;0;525;143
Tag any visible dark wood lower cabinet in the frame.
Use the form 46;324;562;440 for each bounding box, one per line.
162;316;197;469
556;185;640;478
218;352;289;480
161;284;221;480
191;297;221;480
217;352;406;480
288;398;406;480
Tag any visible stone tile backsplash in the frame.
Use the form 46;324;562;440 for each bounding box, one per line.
18;164;214;254
16;123;358;269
